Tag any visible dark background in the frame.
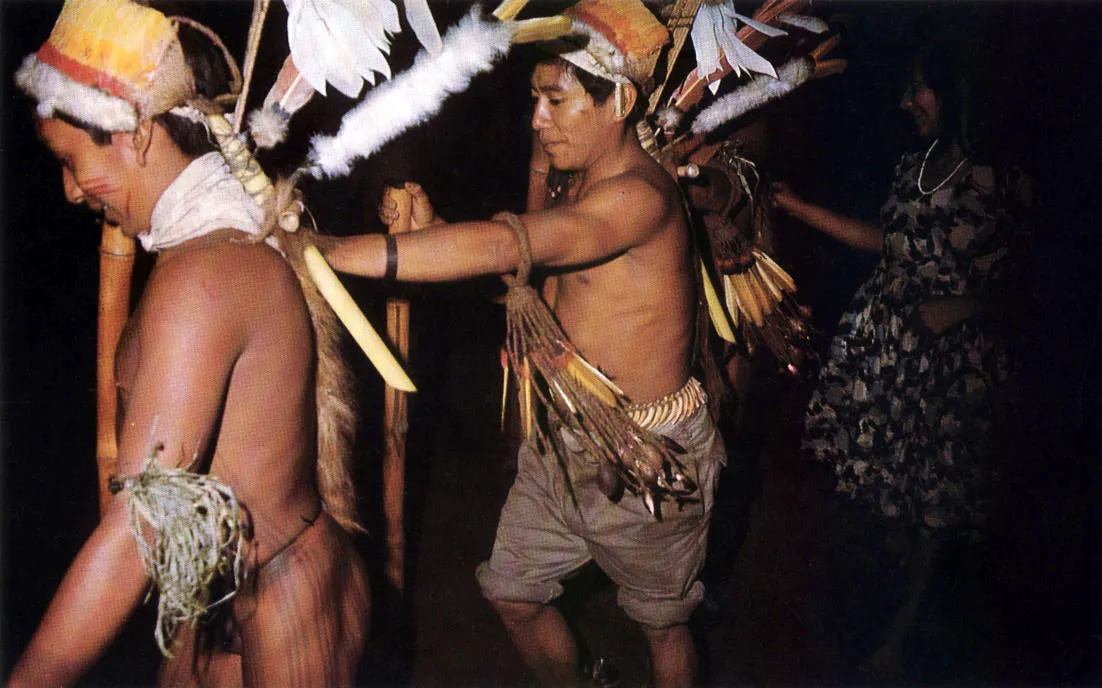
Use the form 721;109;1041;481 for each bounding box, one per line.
2;0;1099;684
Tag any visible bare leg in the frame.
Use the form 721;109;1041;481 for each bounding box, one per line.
641;623;697;688
158;624;242;687
492;599;580;687
860;532;941;678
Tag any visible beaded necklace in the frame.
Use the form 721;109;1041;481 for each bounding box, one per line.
917;138;969;195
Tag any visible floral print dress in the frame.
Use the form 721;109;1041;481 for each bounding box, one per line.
803;150;1032;536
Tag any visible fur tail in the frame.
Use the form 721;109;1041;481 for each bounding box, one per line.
272;191;364;535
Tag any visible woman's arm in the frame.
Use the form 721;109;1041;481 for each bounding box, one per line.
527;133;553;213
916;295;985;336
771;181;883;254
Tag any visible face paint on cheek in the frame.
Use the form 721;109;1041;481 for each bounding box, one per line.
78;177;114;198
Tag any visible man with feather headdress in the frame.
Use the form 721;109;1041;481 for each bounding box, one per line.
8;1;372;684
328;0;727;684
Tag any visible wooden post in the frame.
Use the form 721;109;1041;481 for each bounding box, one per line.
383;186;413;592
96;221;135;515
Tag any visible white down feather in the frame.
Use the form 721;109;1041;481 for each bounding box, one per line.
284;0;406;98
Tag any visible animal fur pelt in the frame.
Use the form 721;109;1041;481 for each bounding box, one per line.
266;185;364;535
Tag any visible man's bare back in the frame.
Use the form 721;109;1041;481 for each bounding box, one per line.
115;232;318;558
116;233;369;685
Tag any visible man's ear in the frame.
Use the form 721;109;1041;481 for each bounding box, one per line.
130;119;155;167
613;82;638;120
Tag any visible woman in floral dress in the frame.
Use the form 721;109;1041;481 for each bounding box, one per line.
771;44;1032;677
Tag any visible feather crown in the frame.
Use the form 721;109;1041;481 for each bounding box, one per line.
14;0;196;132
554;0;669;86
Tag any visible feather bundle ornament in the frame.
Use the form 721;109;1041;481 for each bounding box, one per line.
695;146;817;374
690;0;787;94
248;54;320;149
109;442;249;657
305;10;513;179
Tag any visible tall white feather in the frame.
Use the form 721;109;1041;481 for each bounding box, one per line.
691;57;811;135
777;13;829;34
691;2;782;95
404;0;443;56
305;10;513;179
284;0;402;98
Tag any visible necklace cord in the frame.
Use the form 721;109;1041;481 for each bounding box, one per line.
917;138;969;195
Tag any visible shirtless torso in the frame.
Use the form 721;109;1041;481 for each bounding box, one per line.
547;162;694;404
115;232;369;686
327;55;712;688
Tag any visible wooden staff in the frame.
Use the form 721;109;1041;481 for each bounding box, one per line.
95;221;136;515
382;186;413;592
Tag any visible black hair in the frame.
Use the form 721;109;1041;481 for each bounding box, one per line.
904;39;1002;162
55;110;112;146
537;55;646;125
153;21;235;157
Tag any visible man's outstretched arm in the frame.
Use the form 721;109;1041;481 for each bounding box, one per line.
324;174;672;282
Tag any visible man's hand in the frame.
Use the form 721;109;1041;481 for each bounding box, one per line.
379;182;437;230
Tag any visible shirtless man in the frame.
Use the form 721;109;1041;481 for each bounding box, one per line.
9;5;367;686
326;3;725;684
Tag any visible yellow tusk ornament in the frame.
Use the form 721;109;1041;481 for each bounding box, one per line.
303;245;417;392
700;258;737;343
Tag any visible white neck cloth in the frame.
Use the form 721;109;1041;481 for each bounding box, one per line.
142;152;269;253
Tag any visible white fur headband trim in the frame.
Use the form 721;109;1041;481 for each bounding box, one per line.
15;54;138;131
550;20;644;85
569;21;629;78
553;41;630;84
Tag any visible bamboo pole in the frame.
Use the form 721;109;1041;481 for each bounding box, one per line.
382;186;413;593
96;221;136;515
232;0;271;136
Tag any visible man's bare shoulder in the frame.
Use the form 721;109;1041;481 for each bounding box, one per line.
141;234;302;329
582;162;679;220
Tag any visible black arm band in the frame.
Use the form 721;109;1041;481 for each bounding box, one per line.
384;234;398;280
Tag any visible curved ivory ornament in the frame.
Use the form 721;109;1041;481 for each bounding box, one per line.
303;245;417;392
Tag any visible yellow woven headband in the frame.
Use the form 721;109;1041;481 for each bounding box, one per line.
15;0;204;131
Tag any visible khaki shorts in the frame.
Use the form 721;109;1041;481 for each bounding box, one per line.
477;390;725;629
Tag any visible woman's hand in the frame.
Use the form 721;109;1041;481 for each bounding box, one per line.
916;296;982;336
769;181;803;214
378;181;438;230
